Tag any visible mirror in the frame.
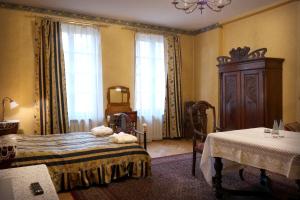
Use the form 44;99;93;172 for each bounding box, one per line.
105;86;132;117
109;87;129;103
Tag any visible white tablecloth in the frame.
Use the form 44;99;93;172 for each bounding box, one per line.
200;128;300;186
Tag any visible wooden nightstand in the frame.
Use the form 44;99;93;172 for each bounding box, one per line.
0;120;19;136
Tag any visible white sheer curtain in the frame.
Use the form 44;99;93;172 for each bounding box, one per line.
135;33;166;141
61;23;104;132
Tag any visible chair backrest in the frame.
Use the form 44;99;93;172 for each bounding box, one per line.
284;122;300;132
188;101;217;142
112;113;135;134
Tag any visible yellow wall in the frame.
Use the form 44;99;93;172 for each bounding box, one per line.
180;35;195;105
194;28;221;109
0;8;195;134
0;9;35;134
194;28;221;130
194;1;300;126
297;2;300;121
101;26;135;108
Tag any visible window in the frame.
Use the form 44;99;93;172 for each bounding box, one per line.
135;33;166;140
62;23;103;130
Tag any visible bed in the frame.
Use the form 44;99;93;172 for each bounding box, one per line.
1;132;151;192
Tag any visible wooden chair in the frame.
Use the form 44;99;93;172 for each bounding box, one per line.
284;122;300;132
110;113;147;150
188;101;219;176
189;101;245;180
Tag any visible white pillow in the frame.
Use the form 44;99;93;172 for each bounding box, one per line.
91;125;113;137
0;134;18;145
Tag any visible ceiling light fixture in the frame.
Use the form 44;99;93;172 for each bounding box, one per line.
172;0;231;14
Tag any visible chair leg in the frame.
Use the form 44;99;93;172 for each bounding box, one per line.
239;168;245;181
260;169;268;186
192;151;196;176
296;180;300;191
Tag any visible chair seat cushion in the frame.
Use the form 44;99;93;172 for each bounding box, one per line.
194;142;205;153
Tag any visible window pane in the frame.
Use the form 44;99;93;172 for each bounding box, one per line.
134;33;166;140
62;23;103;129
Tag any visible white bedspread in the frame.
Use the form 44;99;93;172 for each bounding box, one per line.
91;125;113;137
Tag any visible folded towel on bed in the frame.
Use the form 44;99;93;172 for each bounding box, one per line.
110;132;137;144
91;125;113;137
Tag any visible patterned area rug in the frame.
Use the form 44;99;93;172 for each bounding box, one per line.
71;153;299;200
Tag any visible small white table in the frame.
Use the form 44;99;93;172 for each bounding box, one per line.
0;164;59;200
200;128;300;198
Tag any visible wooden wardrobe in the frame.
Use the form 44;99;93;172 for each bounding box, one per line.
217;47;284;130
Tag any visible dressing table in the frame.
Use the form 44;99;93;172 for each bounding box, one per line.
105;86;137;129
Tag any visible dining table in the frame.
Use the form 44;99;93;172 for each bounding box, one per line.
200;127;300;199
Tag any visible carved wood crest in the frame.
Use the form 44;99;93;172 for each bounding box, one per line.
217;47;267;65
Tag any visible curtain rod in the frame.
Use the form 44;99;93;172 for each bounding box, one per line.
27;14;109;28
122;27;177;36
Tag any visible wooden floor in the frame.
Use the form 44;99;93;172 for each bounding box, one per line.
58;139;192;200
147;139;192;158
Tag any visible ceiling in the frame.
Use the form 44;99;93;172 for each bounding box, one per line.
3;0;284;31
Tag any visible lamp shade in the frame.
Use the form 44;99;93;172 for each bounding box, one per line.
9;101;18;109
1;97;19;122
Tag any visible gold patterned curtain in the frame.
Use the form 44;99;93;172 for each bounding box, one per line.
33;19;69;135
163;35;183;138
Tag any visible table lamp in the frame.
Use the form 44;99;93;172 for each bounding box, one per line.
1;97;18;122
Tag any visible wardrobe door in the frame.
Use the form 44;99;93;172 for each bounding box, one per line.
221;71;241;130
240;70;264;128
